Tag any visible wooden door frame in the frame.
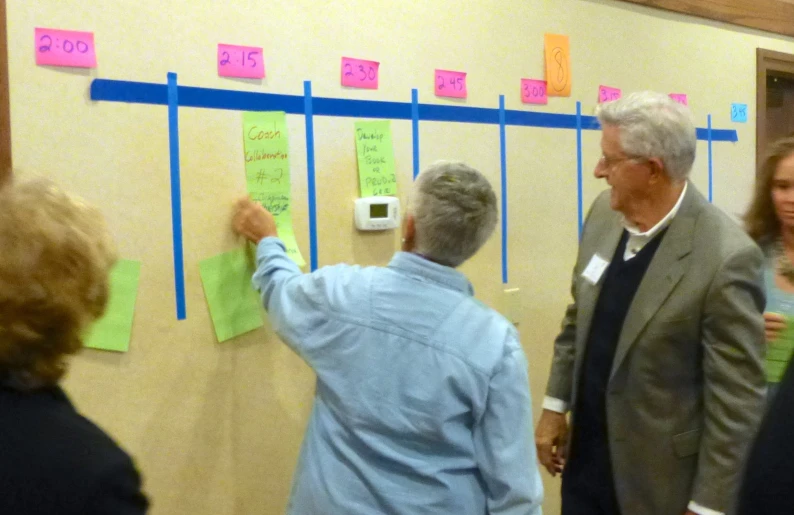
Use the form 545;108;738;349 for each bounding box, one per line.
0;0;9;185
617;1;794;39
757;49;794;171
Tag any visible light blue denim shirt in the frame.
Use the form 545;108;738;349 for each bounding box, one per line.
253;237;543;515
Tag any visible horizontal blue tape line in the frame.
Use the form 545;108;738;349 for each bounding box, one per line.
697;127;737;142
90;79;737;140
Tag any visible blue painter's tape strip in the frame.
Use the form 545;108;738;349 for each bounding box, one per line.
167;73;186;320
314;97;411;119
91;79;167;105
708;115;713;203
412;89;420;180
499;96;508;285
697;127;737;142
576;102;584;239
91;79;739;140
304;81;319;272
505;110;579;129
179;85;304;113
419;103;499;124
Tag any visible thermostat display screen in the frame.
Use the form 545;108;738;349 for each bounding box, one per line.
369;203;388;219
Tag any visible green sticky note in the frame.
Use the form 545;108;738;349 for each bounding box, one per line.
199;249;264;343
243;111;305;266
766;322;794;383
354;120;397;197
276;221;306;268
84;259;141;353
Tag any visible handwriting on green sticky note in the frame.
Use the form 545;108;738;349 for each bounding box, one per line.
84;259;141;353
242;111;305;267
199;249;264;343
354;120;397;197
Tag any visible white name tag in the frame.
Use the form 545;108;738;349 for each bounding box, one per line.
582;254;609;285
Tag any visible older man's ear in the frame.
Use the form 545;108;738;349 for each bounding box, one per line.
401;213;416;252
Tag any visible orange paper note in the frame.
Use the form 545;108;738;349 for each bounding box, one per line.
544;34;571;97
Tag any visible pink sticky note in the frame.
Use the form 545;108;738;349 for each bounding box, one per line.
35;28;96;68
598;85;622;103
218;44;265;79
521;79;548;105
435;70;467;99
669;93;688;106
341;57;379;89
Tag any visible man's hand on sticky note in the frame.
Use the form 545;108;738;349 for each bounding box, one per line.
764;312;787;343
233;197;278;243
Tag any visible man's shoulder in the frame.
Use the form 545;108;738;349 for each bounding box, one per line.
693;199;760;259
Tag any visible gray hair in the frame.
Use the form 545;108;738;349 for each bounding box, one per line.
596;91;697;181
408;161;498;268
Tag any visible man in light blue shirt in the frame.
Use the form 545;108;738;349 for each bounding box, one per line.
233;161;543;515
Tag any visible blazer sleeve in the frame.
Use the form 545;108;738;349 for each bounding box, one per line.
544;193;607;406
691;243;766;512
544;264;579;406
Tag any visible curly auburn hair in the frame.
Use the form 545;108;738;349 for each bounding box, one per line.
0;179;116;388
745;136;794;244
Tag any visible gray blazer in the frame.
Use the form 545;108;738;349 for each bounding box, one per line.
546;184;766;515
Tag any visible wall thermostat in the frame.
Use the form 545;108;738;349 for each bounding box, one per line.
354;196;401;231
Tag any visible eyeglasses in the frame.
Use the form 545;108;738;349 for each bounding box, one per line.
596;154;646;171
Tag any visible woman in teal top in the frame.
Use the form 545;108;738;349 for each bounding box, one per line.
745;135;794;397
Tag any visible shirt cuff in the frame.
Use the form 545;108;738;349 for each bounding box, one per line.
542;396;569;413
688;501;724;515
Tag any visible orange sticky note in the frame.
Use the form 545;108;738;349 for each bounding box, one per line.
544;34;571;97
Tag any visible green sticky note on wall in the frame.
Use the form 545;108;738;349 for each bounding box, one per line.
199;249;264;343
242;111;305;267
354;120;397;197
84;259;141;353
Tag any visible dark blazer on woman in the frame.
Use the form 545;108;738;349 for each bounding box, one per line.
738;362;794;515
0;383;149;515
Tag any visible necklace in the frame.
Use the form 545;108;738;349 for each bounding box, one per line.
775;238;794;283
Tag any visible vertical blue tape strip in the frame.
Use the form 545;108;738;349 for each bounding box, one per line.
499;95;508;285
707;115;713;204
576;102;583;239
167;72;186;320
304;81;319;272
412;89;420;180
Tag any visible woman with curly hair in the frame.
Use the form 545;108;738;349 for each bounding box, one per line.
0;179;149;515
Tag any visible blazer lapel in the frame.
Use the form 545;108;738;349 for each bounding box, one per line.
609;186;699;380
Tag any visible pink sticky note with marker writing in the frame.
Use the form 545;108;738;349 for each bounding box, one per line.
341;57;379;89
598;86;621;103
435;70;467;99
521;79;548;105
669;93;688;106
218;44;265;79
35;28;96;68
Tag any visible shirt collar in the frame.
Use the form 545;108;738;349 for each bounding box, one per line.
622;182;687;238
388;252;474;296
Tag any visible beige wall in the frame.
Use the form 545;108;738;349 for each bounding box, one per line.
7;1;794;513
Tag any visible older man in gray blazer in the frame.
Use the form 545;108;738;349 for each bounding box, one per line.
535;92;766;515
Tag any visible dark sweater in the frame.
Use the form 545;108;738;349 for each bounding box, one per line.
565;229;666;510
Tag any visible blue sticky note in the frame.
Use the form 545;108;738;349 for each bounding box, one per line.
731;103;748;123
